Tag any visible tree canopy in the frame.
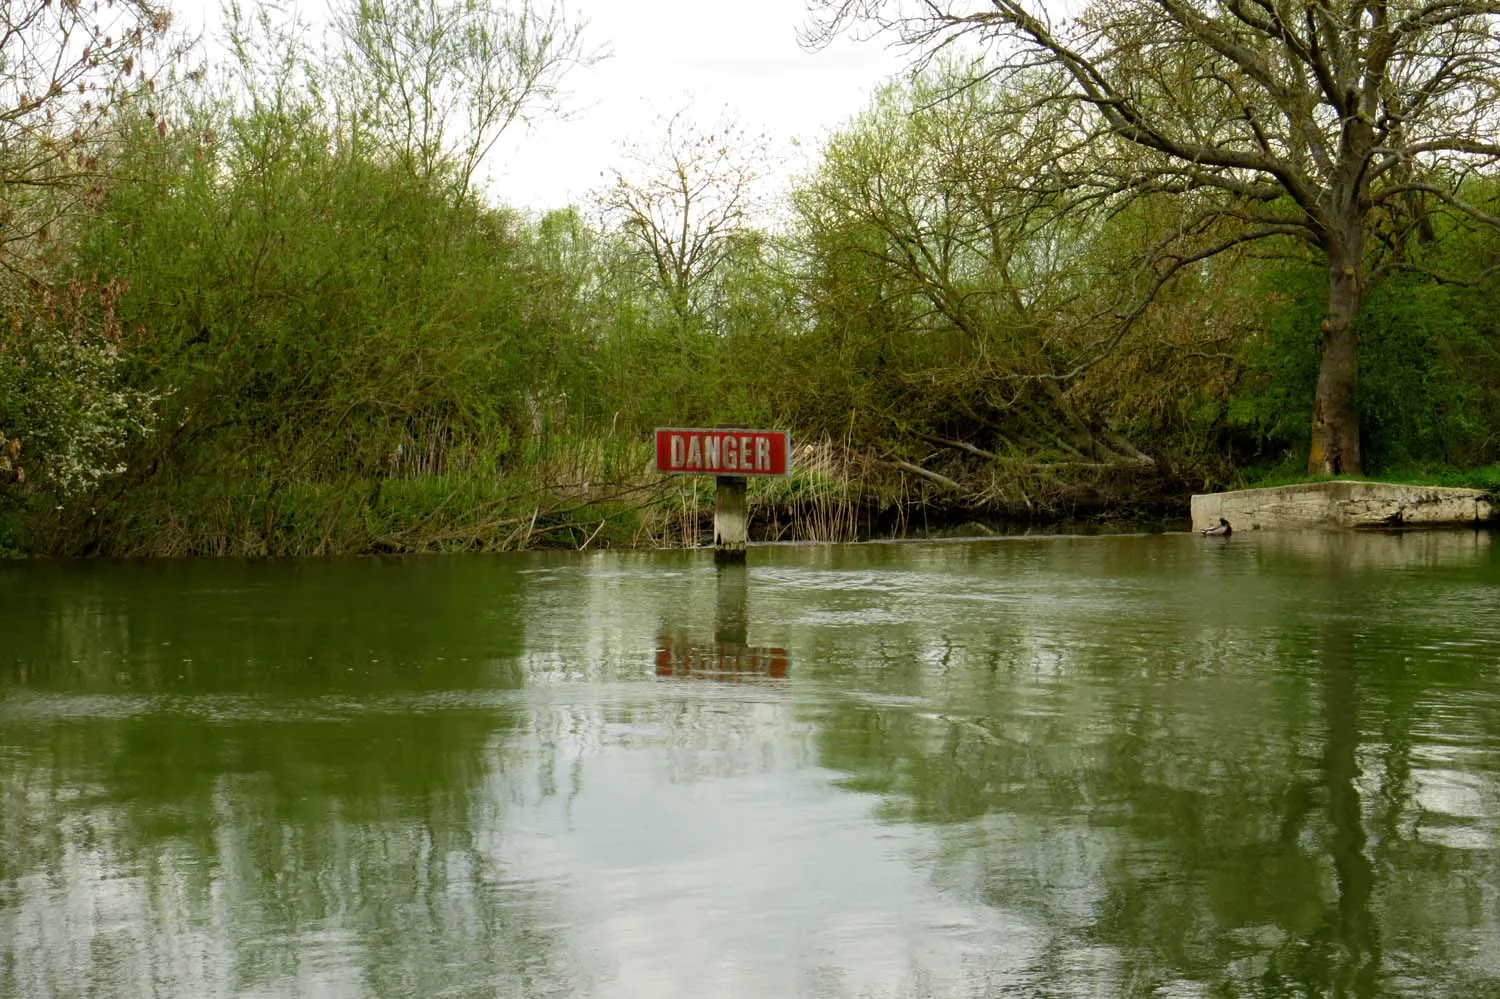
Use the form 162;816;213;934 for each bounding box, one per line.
806;0;1500;474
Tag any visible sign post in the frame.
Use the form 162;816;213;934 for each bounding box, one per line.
714;474;748;563
654;427;791;563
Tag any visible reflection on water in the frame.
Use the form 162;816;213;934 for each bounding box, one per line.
655;565;789;680
3;534;1500;997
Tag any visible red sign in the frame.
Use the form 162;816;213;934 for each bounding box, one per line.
655;639;789;680
654;428;791;476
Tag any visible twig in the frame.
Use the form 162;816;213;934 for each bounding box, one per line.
578;519;607;551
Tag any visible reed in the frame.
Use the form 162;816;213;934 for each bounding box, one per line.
752;433;864;543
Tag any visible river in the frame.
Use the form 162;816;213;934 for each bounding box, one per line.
3;531;1498;998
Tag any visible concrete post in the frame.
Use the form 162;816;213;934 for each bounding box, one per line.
714;474;747;564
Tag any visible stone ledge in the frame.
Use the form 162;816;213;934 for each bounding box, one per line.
1191;480;1496;532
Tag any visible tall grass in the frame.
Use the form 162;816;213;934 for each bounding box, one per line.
752;434;864;543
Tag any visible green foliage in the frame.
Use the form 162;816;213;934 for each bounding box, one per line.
1357;278;1487;470
1229;262;1500;479
63;99;556;547
1224;264;1322;473
779;71;1217;491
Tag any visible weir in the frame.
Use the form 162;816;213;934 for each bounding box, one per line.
1191;481;1496;532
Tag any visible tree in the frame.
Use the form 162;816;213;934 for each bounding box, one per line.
807;0;1500;475
0;0;176;508
599;110;769;328
0;0;176;273
790;76;1166;468
0;278;160;498
332;0;592;198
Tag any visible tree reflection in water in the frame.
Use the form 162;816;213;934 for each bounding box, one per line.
0;557;578;998
803;535;1500;998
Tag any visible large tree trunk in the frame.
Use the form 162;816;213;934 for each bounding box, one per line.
1309;238;1364;477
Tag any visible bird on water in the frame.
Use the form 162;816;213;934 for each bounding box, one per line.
1201;517;1232;537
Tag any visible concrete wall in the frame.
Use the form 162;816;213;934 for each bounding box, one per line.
1191;481;1495;532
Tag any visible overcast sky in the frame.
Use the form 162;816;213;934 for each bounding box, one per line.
180;0;912;214
483;0;911;212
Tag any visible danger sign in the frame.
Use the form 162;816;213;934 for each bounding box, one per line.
654;428;790;477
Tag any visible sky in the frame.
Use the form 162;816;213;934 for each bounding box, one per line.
177;0;914;214
481;0;912;212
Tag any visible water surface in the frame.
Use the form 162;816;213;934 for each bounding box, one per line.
3;532;1499;997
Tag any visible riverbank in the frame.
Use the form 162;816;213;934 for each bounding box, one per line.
15;429;1500;558
3;436;1197;558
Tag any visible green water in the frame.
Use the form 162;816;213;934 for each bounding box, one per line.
3;532;1498;998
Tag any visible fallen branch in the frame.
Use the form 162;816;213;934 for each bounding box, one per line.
1010;458;1155;472
921;435;999;460
893;459;965;492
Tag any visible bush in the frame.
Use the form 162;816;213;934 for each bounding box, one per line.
0;278;161;498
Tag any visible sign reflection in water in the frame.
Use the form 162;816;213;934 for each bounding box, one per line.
655;564;789;680
1;533;1498;998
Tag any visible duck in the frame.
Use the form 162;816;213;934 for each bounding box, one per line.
1201;517;1232;537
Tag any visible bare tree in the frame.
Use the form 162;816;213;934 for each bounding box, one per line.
600;109;769;327
807;0;1500;475
0;0;176;274
333;0;594;198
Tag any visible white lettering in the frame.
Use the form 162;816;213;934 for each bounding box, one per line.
661;430;787;474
